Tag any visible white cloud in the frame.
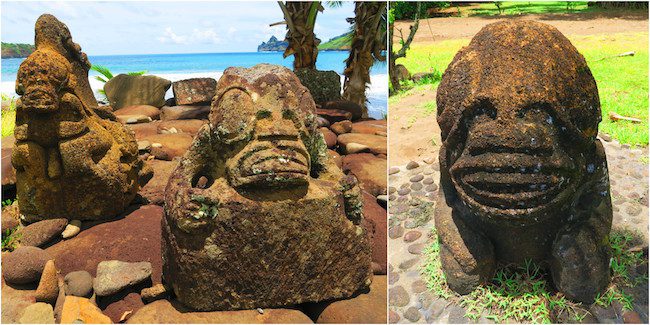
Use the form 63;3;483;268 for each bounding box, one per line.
158;27;188;44
157;27;221;45
191;28;221;44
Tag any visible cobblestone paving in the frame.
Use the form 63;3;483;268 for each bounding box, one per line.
388;136;649;323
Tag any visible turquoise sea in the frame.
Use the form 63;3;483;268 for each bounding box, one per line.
1;51;387;118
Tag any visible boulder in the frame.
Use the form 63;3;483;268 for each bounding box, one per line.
322;100;363;121
117;115;152;124
294;69;341;104
316;108;352;124
160;105;210;121
346;143;370;154
172;78;217;105
104;74;171;109
60;296;111;324
18;302;54;324
157;119;206;136
342;153;387;197
338;133;387;156
18;219;68;247
63;271;93;298
304;275;387;324
126;300;313;324
140;133;193;161
93;260;152;296
3;246;51;284
330;120;352;135
362;192;387;275
138;160;178;205
113;105;160;121
45;205;163;285
319;127;337;148
35;260;59;304
140;284;168;303
351;119;387;136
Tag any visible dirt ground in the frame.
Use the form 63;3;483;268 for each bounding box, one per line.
393;11;649;45
389;13;648;166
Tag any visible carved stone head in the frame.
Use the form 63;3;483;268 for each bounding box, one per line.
12;14;148;222
210;65;319;189
162;64;371;311
437;21;604;224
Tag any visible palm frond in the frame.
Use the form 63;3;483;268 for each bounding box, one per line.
126;70;147;76
90;65;113;80
94;76;107;83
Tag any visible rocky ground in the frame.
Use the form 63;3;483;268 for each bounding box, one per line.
387;135;649;324
0;77;388;323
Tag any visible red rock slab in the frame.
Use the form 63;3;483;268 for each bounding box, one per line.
352;120;387;136
172;78;217;106
316;108;352;124
342;153;387;197
114;105;161;120
45;205;163;285
140;133;193;161
160;105;210;121
321;100;363;121
303;275;387;324
126;121;161;140
157;119;206;136
337;133;387;156
139;160;177;205
126;299;313;324
362;191;387;275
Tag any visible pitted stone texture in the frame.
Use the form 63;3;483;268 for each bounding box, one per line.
93;260;152;296
163;64;372;311
12;14;149;222
104;74;171;109
172;78;217;105
435;20;612;303
294;68;341;105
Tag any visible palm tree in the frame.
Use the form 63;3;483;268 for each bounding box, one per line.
341;1;387;118
275;1;324;70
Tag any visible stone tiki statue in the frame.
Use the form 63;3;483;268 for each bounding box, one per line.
12;14;149;222
162;64;372;311
435;21;612;303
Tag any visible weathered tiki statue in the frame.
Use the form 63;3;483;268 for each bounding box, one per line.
12;14;148;222
162;64;372;311
435;21;612;303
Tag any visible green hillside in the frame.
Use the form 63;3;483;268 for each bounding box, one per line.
319;32;352;51
1;42;34;58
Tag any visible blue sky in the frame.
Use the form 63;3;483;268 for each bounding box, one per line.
1;1;355;55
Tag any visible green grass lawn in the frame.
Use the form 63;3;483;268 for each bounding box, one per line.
395;32;649;146
468;1;590;16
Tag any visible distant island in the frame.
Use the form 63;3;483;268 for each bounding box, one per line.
318;32;352;51
257;36;288;52
1;42;35;58
257;32;352;52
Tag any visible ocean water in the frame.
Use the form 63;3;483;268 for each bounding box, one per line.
1;51;387;118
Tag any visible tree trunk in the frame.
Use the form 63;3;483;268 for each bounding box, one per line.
342;1;387;118
278;1;323;70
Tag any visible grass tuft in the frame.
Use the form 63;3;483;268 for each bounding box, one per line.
423;227;648;323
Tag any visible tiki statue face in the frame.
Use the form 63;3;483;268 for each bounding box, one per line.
16;51;73;113
437;21;602;223
210;65;318;189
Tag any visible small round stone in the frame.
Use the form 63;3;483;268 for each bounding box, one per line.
388;272;400;285
625;204;642;217
404;220;417;229
411;183;423;191
404;307;422;322
389;309;400;324
411;280;427;293
388;286;410;307
389;167;401;175
408;243;427;255
398;188;411;196
389;226;405;239
404;231;422;243
406;161;420;170
423;177;435;185
399;258;419;270
425;184;439;192
64;270;94;297
410;174;424;182
389;187;397;194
